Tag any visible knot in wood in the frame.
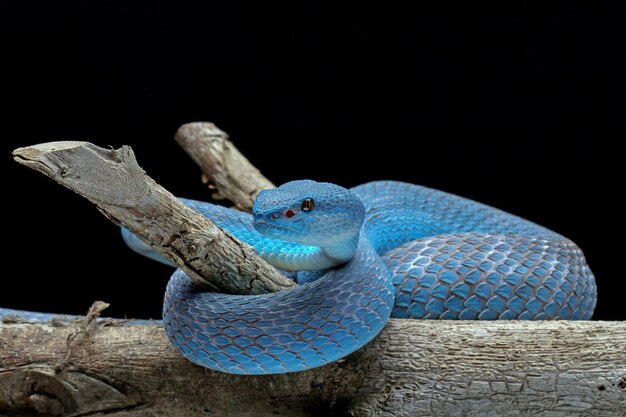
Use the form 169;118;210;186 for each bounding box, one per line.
0;369;76;416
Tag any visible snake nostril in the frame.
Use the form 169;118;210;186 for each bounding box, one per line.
271;214;277;220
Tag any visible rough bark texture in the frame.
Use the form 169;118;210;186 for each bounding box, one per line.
174;122;275;212
12;141;294;295
1;320;624;416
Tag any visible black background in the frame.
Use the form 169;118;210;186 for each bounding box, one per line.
1;2;623;320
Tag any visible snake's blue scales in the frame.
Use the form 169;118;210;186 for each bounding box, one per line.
2;180;597;375
163;180;596;374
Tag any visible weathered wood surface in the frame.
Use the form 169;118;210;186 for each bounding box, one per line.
11;141;294;295
1;320;624;416
4;126;625;416
175;122;275;212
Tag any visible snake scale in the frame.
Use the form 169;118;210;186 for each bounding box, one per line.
2;180;596;375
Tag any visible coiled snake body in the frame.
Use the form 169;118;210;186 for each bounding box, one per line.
160;180;596;374
3;180;597;375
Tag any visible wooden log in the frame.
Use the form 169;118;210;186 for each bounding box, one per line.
1;320;624;416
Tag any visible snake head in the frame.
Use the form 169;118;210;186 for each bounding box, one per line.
253;180;365;248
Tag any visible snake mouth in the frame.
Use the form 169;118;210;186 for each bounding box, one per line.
253;218;268;226
253;216;308;244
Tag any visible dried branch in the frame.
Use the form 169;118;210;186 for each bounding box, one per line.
175;122;275;212
12;141;295;294
1;320;624;416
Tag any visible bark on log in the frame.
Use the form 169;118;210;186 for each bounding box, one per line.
1;320;624;416
11;141;294;295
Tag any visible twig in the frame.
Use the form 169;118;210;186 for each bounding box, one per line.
175;122;275;212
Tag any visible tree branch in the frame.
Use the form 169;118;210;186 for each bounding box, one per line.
175;122;275;212
1;320;624;416
11;141;295;295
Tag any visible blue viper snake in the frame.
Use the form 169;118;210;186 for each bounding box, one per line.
1;180;596;375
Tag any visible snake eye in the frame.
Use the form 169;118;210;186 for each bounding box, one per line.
301;198;314;212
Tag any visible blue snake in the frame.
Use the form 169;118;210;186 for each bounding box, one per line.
2;180;596;375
